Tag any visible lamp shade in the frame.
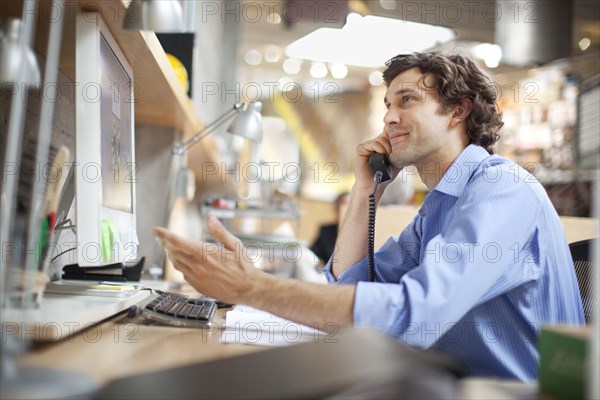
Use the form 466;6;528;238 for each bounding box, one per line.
227;102;263;143
123;0;184;32
0;19;40;87
172;101;264;155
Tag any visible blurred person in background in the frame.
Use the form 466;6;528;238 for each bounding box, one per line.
310;192;350;266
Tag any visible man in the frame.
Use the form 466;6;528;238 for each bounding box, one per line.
154;52;584;381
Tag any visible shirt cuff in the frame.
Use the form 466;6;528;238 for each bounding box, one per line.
323;256;369;284
353;281;406;334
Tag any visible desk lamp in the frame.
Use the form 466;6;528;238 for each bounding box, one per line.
173;101;263;155
144;102;263;278
0;19;40;86
170;102;263;200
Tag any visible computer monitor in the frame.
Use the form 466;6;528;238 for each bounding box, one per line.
74;12;138;267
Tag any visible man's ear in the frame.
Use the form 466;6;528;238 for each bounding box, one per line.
450;98;473;127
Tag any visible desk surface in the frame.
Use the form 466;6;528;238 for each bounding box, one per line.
10;284;539;399
12;281;262;385
18;308;263;385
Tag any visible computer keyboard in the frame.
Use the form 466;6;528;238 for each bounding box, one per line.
136;292;217;328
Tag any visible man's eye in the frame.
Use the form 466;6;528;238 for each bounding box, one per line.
402;95;413;103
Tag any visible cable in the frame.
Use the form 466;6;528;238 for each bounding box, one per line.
368;171;383;282
50;247;77;262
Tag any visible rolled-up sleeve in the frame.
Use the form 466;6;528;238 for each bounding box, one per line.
353;169;544;347
326;164;545;348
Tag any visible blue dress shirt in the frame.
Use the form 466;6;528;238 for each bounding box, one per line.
324;144;584;381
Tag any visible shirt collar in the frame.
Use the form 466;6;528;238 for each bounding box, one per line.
433;144;491;197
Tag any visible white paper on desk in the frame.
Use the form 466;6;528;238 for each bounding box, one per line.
221;305;325;347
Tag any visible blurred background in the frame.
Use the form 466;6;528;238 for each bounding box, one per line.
2;0;597;275
175;0;598;248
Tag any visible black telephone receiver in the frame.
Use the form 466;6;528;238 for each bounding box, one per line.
367;153;392;282
368;153;392;183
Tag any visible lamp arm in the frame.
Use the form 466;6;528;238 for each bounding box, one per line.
172;103;244;155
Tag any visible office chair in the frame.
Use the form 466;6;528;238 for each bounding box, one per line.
569;238;598;324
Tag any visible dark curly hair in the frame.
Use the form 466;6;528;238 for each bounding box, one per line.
383;52;503;154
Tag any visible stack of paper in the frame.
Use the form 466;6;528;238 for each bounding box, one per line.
222;305;325;347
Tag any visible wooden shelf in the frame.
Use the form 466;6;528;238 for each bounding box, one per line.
80;0;202;137
1;0;217;162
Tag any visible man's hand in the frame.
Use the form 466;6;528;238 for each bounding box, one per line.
153;214;264;304
155;216;356;329
354;132;402;194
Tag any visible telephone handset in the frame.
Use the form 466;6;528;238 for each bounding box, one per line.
367;153;392;282
368;153;392;183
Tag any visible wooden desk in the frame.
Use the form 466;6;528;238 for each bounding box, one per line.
14;299;263;386
10;296;540;399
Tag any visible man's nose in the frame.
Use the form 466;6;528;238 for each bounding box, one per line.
384;108;400;126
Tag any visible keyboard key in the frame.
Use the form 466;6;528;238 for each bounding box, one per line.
166;301;185;316
187;305;203;320
156;299;176;314
179;303;194;318
146;299;160;311
141;293;216;326
199;307;212;320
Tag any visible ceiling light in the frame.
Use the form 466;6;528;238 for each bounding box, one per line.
346;12;363;25
484;59;499;69
578;38;591;51
244;49;262;65
330;63;348;79
267;12;281;24
282;58;302;75
471;43;502;69
286;14;455;68
379;0;397;10
368;71;384;86
264;45;281;63
310;62;328;79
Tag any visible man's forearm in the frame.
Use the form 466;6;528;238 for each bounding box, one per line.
240;273;356;331
331;187;380;278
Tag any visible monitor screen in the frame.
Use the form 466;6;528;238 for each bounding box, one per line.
74;12;138;267
99;34;133;214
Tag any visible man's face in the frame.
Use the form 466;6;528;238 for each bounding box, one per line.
383;67;455;168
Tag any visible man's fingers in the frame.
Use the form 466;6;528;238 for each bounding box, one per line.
372;134;392;155
357;136;392;158
170;256;193;274
171;243;222;265
153;224;245;270
170;248;197;264
153;227;200;253
205;214;244;252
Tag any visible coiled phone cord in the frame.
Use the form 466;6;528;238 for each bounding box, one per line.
368;171;383;282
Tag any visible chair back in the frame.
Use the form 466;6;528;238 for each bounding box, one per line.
569;239;598;323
